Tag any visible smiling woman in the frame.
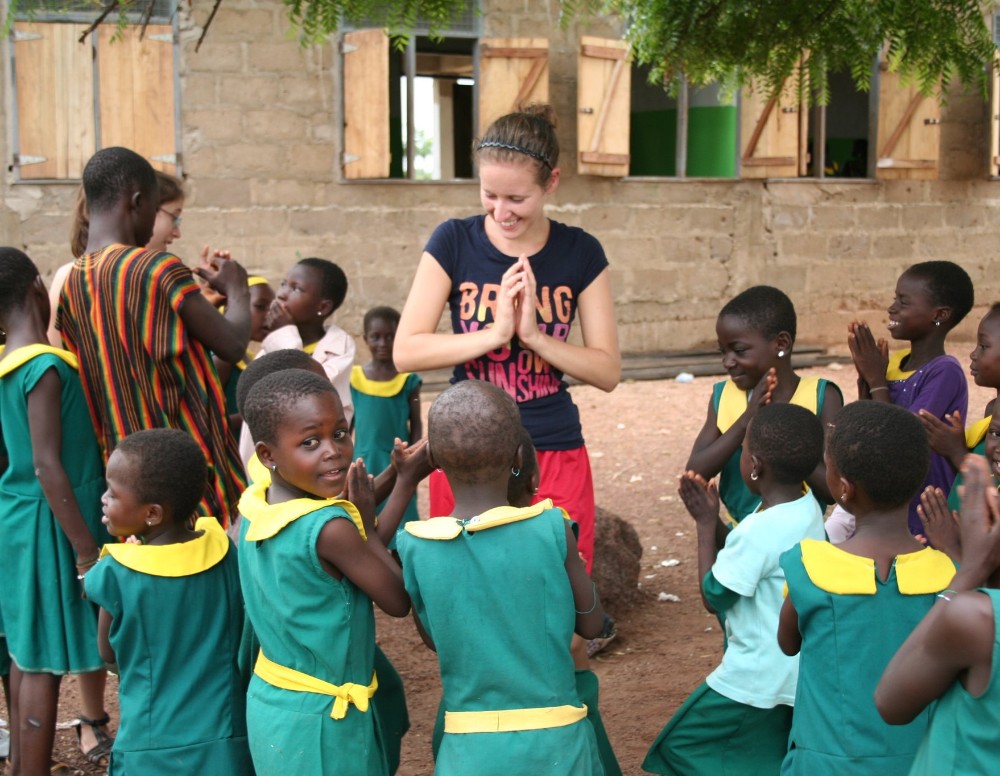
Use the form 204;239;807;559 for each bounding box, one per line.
394;104;621;579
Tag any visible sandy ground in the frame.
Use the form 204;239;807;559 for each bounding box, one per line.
11;357;993;776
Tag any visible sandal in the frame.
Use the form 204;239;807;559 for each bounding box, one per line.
74;713;114;767
50;761;84;776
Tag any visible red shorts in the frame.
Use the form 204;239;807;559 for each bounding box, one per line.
428;445;596;573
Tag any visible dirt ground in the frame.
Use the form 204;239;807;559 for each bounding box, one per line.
11;359;993;776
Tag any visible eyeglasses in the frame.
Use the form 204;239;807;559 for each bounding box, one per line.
158;207;182;227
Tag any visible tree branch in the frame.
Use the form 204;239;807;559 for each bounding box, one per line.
195;0;224;52
78;0;121;44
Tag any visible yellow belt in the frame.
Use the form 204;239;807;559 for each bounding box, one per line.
444;704;587;734
253;650;378;720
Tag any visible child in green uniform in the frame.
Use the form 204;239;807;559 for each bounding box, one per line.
396;381;606;776
350;306;423;541
0;248;113;776
646;403;827;775
239;369;419;776
778;402;957;775
85;429;252;774
876;454;1000;775
687;286;842;523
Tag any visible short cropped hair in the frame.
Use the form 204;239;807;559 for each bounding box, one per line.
827;402;929;508
718;286;797;341
506;426;538;506
243;369;338;446
904;261;974;330
82;147;158;214
747;403;824;484
115;429;207;523
429;381;521;485
0;247;39;318
236;349;320;416
363;305;400;333
298;258;348;312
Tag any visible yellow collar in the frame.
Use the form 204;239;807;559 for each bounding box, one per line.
100;517;230;577
800;539;955;595
966;415;992;449
0;344;78;378
239;477;366;542
404;499;559;540
350;365;412;397
886;350;915;381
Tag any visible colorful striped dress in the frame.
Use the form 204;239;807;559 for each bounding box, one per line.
56;243;246;525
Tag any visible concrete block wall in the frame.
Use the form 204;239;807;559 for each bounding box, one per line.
2;0;998;356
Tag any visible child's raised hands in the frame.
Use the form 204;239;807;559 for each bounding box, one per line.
847;321;890;395
391;437;433;486
194;245;247;300
916;486;961;563
746;368;777;417
264;299;295;332
678;470;720;526
953;454;1000;587
346;458;377;535
918;410;967;470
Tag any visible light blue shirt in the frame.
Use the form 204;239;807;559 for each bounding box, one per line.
706;492;826;708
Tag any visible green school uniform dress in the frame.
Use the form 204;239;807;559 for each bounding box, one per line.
238;478;386;776
349;366;421;538
779;540;956;776
84;518;252;775
0;345;109;673
909;588;1000;775
397;501;603;776
712;377;838;522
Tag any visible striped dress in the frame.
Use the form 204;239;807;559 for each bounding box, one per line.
56;243;245;525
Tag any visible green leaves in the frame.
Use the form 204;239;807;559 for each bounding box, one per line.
282;0;470;46
584;0;997;103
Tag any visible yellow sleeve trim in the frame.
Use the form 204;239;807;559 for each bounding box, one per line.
716;379;747;433
717;376;820;433
100;518;230;577
886;349;914;381
350;365;412;397
303;341;319;355
404;499;555;540
895;549;956;595
0;344;78;378
801;539;877;594
966;415;992;449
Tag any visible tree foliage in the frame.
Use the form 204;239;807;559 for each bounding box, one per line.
280;0;469;45
569;0;998;101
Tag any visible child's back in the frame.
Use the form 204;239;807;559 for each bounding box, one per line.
778;402;956;775
398;501;601;775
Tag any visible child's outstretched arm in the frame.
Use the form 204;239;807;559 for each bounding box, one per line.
685;369;776;477
564;522;605;638
97;609;117;672
28;369;101;576
372;439;432;545
777;598;801;656
183;256;252;363
679;473;735;614
317;461;410;616
877;455;1000;723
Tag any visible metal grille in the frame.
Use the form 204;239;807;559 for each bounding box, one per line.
343;1;480;36
16;0;176;24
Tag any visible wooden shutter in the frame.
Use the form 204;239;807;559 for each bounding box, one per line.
342;29;390;179
577;37;631;177
97;24;178;175
989;58;999;177
477;38;549;134
875;60;940;180
13;22;95;179
740;72;808;178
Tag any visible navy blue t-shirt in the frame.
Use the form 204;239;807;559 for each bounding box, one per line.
424;215;609;450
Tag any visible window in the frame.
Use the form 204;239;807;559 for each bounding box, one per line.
10;0;180;180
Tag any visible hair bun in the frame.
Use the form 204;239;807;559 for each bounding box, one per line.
518;103;558;130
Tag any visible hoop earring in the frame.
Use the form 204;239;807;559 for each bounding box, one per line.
511;467;521;478
750;471;759;481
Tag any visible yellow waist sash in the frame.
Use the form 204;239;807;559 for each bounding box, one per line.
444;704;587;734
254;650;377;720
